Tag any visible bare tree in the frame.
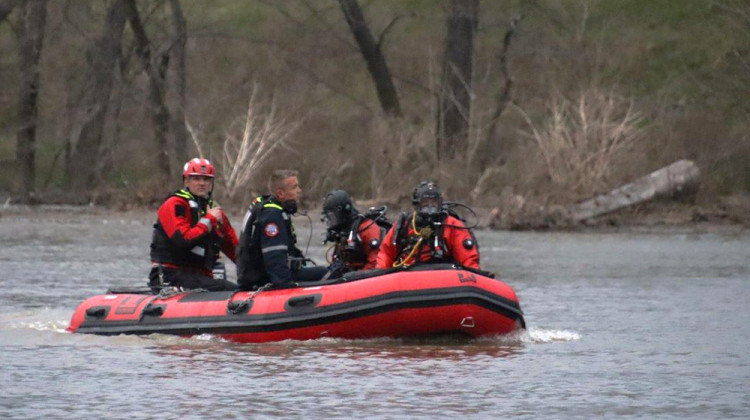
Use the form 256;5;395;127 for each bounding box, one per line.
168;0;189;166
0;0;19;23
124;0;172;181
68;0;127;191
338;0;402;117
468;14;523;201
14;0;47;203
483;15;523;149
436;0;478;161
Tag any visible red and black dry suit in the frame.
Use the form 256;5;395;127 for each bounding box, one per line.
376;213;480;269
332;217;383;271
150;188;238;291
236;196;327;290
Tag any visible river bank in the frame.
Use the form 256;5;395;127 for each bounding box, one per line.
1;195;748;235
491;195;750;234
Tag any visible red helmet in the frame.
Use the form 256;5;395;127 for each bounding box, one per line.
182;158;215;178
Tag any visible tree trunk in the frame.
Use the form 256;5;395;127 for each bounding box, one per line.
124;0;172;182
338;0;401;117
436;0;478;161
97;62;125;184
15;0;47;203
168;0;189;166
0;0;19;24
483;15;522;152
567;160;701;222
68;0;127;192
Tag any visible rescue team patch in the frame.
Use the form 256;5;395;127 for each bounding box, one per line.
175;205;187;217
264;222;279;237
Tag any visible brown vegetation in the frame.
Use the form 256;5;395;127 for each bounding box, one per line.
0;0;747;229
518;88;645;200
218;87;300;204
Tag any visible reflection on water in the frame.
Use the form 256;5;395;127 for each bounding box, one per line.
148;334;530;361
1;213;749;418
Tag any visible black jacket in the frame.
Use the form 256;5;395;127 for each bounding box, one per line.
236;196;303;289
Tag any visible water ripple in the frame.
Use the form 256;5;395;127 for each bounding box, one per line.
1;215;748;419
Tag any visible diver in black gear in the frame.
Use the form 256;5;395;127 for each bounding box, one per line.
376;181;480;269
322;190;389;278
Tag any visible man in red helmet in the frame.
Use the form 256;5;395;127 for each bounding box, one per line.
149;158;239;291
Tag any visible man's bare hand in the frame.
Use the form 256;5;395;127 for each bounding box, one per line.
208;206;224;224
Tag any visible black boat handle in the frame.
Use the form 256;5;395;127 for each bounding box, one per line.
141;304;165;317
285;294;322;311
85;306;109;318
288;296;314;307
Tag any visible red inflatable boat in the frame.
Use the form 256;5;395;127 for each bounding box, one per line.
67;265;525;343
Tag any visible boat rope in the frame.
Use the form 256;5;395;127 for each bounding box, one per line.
156;286;184;300
227;283;272;314
325;243;336;264
155;286;206;300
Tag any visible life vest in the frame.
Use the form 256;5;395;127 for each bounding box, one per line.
236;195;300;289
150;189;221;271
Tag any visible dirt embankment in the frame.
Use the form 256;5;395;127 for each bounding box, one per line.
481;194;750;233
2;194;748;235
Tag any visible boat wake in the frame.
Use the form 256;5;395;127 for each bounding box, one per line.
524;327;581;343
0;308;70;334
174;327;581;348
470;327;580;345
0;308;580;349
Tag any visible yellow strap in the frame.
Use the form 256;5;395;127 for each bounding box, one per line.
393;236;423;268
411;211;433;238
175;189;193;200
392;212;435;268
325;244;336;264
263;203;283;210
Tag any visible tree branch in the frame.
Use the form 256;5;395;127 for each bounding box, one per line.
377;13;412;49
285;57;375;114
123;0;172;179
339;0;402;116
0;0;19;24
483;14;523;148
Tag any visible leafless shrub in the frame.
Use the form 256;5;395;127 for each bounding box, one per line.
368;117;436;203
184;120;205;159
221;88;301;201
518;88;646;197
469;166;503;202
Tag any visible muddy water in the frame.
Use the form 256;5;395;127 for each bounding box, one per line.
1;209;748;418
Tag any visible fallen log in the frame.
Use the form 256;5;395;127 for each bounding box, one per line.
567;159;700;222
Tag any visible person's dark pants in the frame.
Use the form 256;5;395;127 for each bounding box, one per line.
293;266;328;283
149;267;237;292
